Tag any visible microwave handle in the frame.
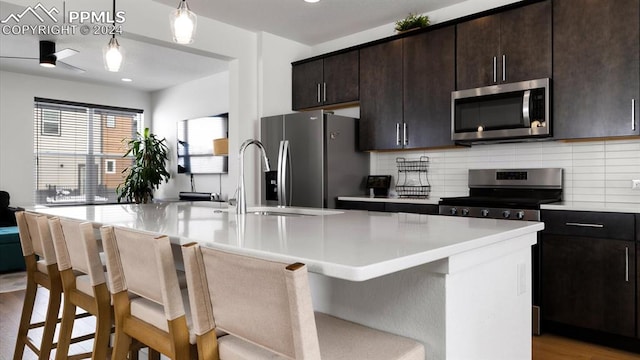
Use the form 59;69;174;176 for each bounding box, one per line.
522;90;531;128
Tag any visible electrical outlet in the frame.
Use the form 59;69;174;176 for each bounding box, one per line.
633;180;640;190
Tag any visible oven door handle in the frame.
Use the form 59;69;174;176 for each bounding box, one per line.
522;90;531;128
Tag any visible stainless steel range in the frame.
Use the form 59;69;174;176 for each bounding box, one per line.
438;168;563;221
439;167;562;336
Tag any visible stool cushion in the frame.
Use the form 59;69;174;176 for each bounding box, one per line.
218;312;425;360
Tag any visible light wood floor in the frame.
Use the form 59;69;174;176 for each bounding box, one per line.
1;287;639;359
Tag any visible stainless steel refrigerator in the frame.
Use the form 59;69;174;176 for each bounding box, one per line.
260;110;369;208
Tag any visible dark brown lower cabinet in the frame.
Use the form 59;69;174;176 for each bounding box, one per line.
336;200;437;215
541;234;636;337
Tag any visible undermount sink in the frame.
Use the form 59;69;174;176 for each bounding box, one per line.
248;207;343;217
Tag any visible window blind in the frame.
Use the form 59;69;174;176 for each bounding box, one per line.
33;98;143;205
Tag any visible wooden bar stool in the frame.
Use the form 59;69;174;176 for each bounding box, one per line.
181;243;425;360
100;225;200;360
49;217;114;360
13;211;92;360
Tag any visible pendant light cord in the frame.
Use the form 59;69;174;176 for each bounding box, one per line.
112;0;116;39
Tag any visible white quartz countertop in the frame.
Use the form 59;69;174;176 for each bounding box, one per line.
338;196;440;205
541;202;640;214
32;202;543;281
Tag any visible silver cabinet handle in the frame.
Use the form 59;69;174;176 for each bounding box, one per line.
632;99;636;131
396;123;400;146
317;83;321;103
625;247;629;282
492;56;497;83
565;222;604;228
502;54;506;82
403;123;408;146
323;82;327;102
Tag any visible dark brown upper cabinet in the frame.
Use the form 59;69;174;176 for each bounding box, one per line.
456;0;551;90
359;26;456;151
359;39;403;150
403;27;456;149
292;50;359;110
553;0;639;139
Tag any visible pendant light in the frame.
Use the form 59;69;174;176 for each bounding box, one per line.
103;0;123;72
170;0;197;44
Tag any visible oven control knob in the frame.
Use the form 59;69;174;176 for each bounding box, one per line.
449;207;458;215
461;208;469;216
502;210;511;219
481;209;490;217
515;211;525;220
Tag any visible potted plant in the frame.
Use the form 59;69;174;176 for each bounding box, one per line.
116;127;170;204
395;13;430;33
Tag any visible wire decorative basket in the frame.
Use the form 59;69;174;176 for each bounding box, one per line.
395;156;430;198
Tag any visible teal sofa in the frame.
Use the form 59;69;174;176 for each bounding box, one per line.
0;191;25;273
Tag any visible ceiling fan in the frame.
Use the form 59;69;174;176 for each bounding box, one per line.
0;40;86;73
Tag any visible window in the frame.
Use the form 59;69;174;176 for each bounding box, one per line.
41;108;61;136
106;115;116;128
105;159;116;174
33;98;143;205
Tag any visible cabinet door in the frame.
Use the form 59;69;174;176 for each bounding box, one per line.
499;0;551;83
335;200;385;212
292;59;323;110
359;39;403;150
384;203;437;214
323;50;359;106
403;26;456;148
553;0;640;139
542;235;636;337
456;14;500;89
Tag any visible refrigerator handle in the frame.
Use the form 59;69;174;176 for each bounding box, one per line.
277;140;290;207
286;142;292;206
277;140;285;206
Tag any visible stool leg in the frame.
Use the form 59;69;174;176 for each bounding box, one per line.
13;265;37;360
54;294;77;360
39;267;63;360
92;284;111;360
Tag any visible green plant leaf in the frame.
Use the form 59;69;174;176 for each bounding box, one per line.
116;127;171;204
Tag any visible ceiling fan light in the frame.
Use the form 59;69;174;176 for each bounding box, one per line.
40;58;56;68
39;40;56;67
103;37;124;72
170;0;197;44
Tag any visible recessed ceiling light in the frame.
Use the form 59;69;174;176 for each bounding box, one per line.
304;0;320;3
121;78;133;82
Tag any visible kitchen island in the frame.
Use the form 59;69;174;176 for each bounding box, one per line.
33;202;544;360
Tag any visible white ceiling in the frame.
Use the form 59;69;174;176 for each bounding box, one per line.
152;0;467;46
0;0;465;92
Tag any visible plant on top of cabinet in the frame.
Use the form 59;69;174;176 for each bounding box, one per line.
456;0;551;90
292;50;359;110
395;13;429;33
553;0;639;139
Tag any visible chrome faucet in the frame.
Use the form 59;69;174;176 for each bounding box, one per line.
237;139;271;214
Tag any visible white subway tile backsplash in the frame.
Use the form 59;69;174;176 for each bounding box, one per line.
371;138;640;207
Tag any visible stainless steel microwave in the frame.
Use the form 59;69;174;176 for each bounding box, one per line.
451;78;550;142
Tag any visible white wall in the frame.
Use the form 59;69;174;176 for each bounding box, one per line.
257;32;310;118
0;70;152;205
151;72;230;200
